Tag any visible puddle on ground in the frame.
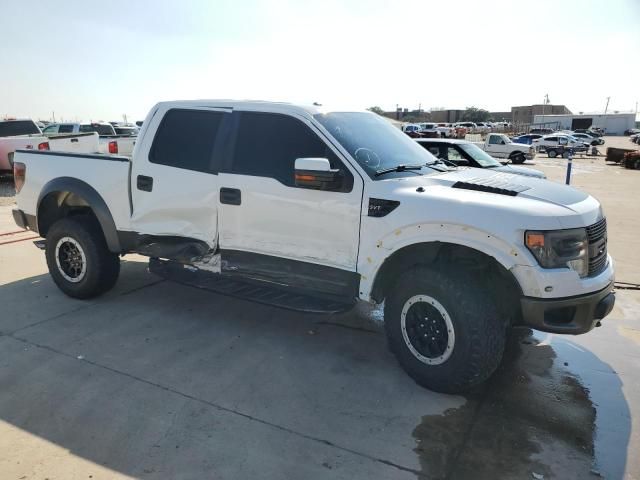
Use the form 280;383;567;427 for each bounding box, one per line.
413;328;597;480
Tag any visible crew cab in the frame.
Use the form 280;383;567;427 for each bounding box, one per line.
11;100;615;393
43;122;136;157
474;133;535;164
415;138;545;178
0;119;99;173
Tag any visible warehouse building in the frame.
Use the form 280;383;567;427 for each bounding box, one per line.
512;104;572;125
532;113;636;135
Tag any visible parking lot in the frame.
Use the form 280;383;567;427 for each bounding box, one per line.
0;138;639;479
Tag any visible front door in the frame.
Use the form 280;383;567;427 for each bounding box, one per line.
217;111;363;294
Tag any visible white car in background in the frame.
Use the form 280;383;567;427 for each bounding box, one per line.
419;123;454;138
455;122;478;133
532;135;589;157
571;132;604;146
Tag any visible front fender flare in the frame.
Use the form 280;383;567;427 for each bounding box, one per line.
358;222;527;301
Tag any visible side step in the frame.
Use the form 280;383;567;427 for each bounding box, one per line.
149;258;355;314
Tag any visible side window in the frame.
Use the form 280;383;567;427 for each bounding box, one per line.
488;135;501;145
43;125;58;134
58;124;74;133
546;136;557;142
149;109;225;173
559;137;568;145
230;112;353;190
79;124;93;133
447;147;463;161
427;146;440;157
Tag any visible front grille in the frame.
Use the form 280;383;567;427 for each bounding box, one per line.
586;218;607;276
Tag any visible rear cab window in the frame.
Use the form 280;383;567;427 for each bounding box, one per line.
149;109;225;173
0;120;41;137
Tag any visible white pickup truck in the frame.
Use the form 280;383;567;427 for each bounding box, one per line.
474;133;536;164
11;100;615;393
43;122;137;157
0;119;100;173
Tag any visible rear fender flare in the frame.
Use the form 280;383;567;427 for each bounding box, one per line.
37;177;121;253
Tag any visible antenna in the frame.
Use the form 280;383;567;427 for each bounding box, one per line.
604;97;610;115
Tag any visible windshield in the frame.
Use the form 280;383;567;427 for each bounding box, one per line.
0;120;40;137
314;112;439;179
458;143;502;167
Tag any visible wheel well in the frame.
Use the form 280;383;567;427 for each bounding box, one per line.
38;191;100;238
509;150;524;158
370;242;523;324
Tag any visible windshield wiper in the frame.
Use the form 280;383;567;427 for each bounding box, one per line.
374;164;425;177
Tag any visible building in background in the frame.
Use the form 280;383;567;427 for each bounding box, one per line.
430;109;465;123
382;107;431;122
532;113;636;135
512;104;572;125
489;111;512;122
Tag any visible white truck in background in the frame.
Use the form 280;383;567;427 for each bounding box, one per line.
474;133;536;164
419;123;455;138
43;122;137;157
0;119;100;173
11;100;615;393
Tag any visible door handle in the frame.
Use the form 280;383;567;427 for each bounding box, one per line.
70;138;79;143
137;175;153;192
220;187;241;205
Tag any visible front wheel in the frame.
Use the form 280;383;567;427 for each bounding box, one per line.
45;216;120;299
384;267;506;393
510;152;526;164
547;148;558;158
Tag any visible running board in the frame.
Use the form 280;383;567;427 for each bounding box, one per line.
149;258;355;314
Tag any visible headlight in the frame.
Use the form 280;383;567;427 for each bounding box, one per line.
525;228;588;277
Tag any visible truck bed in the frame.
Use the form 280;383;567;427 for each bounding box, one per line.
13;150;132;231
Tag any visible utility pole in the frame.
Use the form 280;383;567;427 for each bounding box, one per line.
604;96;610;115
541;93;549;126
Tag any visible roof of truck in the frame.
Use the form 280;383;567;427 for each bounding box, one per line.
154;99;334;116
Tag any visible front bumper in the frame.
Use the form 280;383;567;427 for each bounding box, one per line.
518;283;615;334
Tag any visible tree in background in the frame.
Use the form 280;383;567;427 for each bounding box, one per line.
462;107;491;122
367;106;385;115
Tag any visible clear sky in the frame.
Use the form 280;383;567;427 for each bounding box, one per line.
1;0;638;122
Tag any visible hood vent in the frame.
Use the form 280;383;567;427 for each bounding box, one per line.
451;175;531;197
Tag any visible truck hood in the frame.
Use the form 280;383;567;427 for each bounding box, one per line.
428;168;586;205
493;164;545;179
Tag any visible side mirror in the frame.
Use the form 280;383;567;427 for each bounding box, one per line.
294;158;343;190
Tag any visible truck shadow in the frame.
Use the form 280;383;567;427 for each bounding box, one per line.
0;259;631;479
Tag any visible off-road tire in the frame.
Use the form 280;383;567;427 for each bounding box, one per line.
510;152;526;164
384;266;506;393
45;216;120;299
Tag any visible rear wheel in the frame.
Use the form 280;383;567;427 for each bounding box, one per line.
45;216;120;299
384;267;506;393
547;148;558;158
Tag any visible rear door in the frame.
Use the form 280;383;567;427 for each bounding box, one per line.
216;110;363;294
129;107;231;249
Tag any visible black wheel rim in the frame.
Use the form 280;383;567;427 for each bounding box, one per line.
56;238;86;282
404;302;449;359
